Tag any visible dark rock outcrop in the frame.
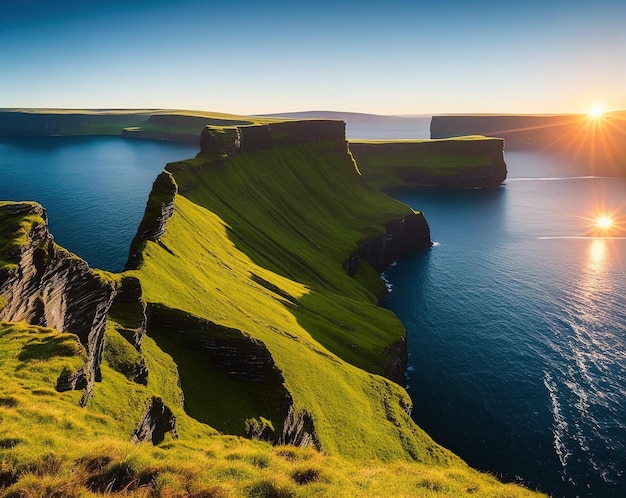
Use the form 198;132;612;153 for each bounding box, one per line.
56;367;88;392
383;336;408;386
146;304;322;449
131;397;178;445
108;276;147;352
0;202;117;405
125;172;178;271
279;405;320;450
343;213;431;276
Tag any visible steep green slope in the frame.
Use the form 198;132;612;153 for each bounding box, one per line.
0;121;545;496
0;321;542;496
130;126;443;459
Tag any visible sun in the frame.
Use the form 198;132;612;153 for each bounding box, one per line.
596;215;613;229
588;105;605;119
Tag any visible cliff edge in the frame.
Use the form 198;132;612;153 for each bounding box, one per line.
0;120;544;497
126;119;442;459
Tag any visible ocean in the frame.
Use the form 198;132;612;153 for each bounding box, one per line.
384;151;626;497
0;136;198;272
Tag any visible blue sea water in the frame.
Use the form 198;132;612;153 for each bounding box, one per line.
1;137;624;497
384;152;626;497
0;136;198;272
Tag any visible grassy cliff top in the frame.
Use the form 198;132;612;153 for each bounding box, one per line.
0;121;540;496
0;321;542;496
349;137;506;190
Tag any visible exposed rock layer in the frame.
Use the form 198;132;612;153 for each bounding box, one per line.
125;172;178;271
0;202;116;404
343;214;431;276
200;119;346;155
145;304;318;448
131;397;178;445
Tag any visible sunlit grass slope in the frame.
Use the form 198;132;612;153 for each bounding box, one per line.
0;321;543;496
0;127;544;496
125;132;541;494
133;140;446;459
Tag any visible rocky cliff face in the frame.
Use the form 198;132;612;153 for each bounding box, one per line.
0;202;117;405
145;303;321;448
125;172;178;271
131;397;178;445
343;214;432;276
199;119;346;156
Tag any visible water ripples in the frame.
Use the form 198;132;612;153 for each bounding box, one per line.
386;167;626;497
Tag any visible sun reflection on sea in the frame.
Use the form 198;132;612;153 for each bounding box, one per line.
587;239;607;273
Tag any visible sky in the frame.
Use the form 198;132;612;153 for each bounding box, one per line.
1;0;625;116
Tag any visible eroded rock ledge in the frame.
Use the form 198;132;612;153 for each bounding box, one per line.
199;119;346;156
145;304;320;448
0;202;116;405
125;172;178;271
343;214;432;276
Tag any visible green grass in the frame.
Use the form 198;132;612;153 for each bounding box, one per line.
0;321;544;496
0;128;543;495
349;137;502;190
126;139;465;464
0;201;46;269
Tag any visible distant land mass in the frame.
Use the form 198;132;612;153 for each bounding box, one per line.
258;110;432;140
431;111;626;176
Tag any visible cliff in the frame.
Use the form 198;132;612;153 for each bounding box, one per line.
198;119;347;154
0;120;544;497
0;110;148;136
431;112;626;175
349;137;507;190
0;202;116;405
123;120;453;458
0;109;258;143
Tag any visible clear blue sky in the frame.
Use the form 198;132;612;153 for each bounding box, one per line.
1;0;624;115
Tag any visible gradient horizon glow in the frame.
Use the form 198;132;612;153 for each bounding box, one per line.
1;0;625;116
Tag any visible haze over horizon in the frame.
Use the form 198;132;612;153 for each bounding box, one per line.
1;0;625;116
